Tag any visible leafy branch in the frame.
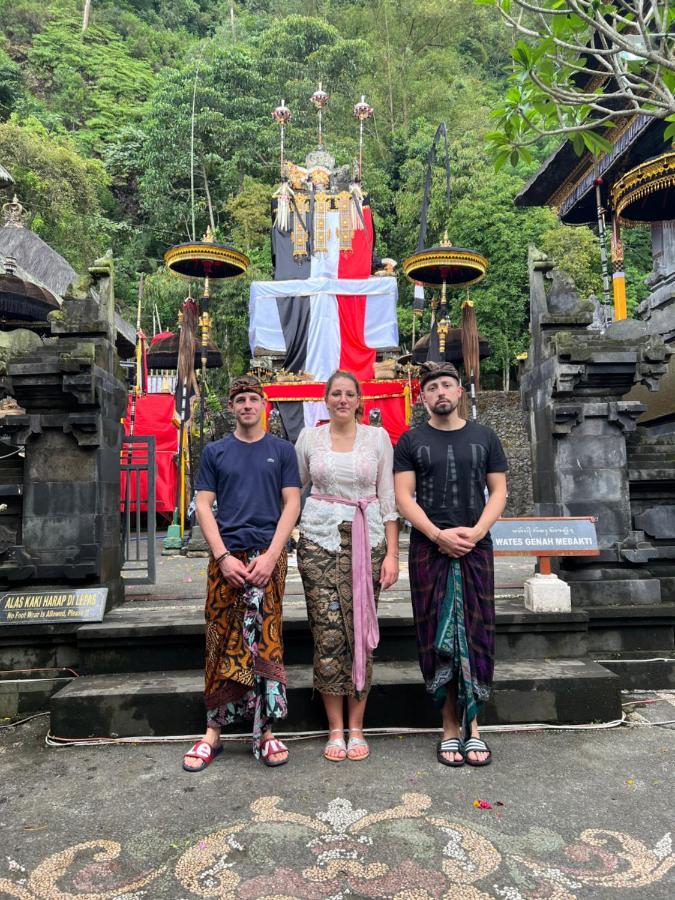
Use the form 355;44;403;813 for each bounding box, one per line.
479;0;675;165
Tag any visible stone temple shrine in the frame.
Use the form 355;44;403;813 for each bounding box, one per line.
0;110;673;737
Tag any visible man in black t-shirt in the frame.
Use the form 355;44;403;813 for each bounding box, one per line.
394;363;507;768
182;375;301;773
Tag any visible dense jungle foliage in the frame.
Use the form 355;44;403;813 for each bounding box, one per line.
0;0;652;386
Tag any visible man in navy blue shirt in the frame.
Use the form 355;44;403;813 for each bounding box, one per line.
182;375;301;772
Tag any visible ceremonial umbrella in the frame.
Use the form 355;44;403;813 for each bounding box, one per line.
408;326;490;366
609;151;675;321
0;271;60;326
164;227;248;459
147;330;223;371
611;151;675;224
402;233;488;383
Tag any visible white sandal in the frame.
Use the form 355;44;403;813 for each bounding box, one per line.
324;728;347;762
346;729;370;761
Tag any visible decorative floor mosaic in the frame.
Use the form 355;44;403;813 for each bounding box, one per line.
1;792;672;899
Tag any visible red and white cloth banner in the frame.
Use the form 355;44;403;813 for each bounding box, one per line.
250;205;399;429
250;209;398;374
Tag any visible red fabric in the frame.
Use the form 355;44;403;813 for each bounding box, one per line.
263;379;419;446
361;396;409;445
263;380;409;401
150;330;175;345
121;393;179;513
337;207;376;381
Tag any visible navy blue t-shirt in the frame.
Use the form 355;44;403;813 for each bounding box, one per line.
195;433;301;552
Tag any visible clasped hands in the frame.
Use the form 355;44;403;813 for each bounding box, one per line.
219;551;278;588
435;525;484;557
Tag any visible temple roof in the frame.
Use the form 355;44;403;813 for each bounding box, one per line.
515;116;668;224
0;202;136;358
0;223;77;297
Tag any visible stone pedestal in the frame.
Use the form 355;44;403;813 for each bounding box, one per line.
185;524;209;557
524;573;572;612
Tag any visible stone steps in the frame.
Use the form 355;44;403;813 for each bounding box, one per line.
49;658;622;739
73;597;592;674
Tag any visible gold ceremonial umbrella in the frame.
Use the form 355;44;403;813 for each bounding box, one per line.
610;151;675;225
402;233;487;360
164;228;249;525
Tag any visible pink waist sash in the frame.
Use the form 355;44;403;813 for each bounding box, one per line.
311;493;380;691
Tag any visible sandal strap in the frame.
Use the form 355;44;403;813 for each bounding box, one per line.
325;738;347;750
185;741;217;761
439;739;463;752
464;738;489;752
261;738;288;757
347;737;368;748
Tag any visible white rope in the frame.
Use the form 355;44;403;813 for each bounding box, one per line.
1;712;49;729
45;716;630;748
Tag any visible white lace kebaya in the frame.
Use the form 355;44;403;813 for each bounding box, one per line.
295;423;399;553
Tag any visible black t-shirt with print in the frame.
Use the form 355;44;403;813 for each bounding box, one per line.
394;421;508;546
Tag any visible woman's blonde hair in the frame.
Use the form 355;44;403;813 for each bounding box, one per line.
324;370;363;423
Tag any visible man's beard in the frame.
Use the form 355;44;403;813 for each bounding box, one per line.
431;399;458;416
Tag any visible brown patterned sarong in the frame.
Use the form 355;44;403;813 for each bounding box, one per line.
204;550;287;754
297;522;386;700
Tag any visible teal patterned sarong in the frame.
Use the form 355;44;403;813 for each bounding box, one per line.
433;558;480;725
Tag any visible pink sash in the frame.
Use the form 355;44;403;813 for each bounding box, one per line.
312;493;379;691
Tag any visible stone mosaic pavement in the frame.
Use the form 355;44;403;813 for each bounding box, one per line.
1;696;673;899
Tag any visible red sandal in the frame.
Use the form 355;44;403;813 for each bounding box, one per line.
260;736;289;767
182;740;223;772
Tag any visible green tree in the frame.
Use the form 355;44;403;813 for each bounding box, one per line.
0;120;112;272
24;10;155;153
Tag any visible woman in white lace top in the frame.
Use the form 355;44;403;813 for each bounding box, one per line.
295;371;399;762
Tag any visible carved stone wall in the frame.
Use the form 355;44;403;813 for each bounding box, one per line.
0;254;127;608
476;391;533;518
520;247;672;607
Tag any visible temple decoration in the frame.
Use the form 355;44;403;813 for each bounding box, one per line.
164;227;248;462
611;214;627;322
401;123;489;398
402;231;487;378
610;151;675;224
249;98;404;444
272;100;293;231
2;195;28;228
460;297;481;393
593;176;613;311
311;83;329;148
353;95;373;183
609;151;675;323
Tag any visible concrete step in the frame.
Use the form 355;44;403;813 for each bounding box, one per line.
592;652;675;690
49;658;622;739
74;597;591;673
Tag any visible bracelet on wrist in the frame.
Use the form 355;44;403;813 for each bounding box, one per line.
215;550;231;565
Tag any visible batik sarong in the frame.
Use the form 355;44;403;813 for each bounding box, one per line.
204;550;287;757
297;521;386;700
408;533;495;725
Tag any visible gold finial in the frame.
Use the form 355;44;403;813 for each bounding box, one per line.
440;230;452;247
203;225;215;243
2;194;27;227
